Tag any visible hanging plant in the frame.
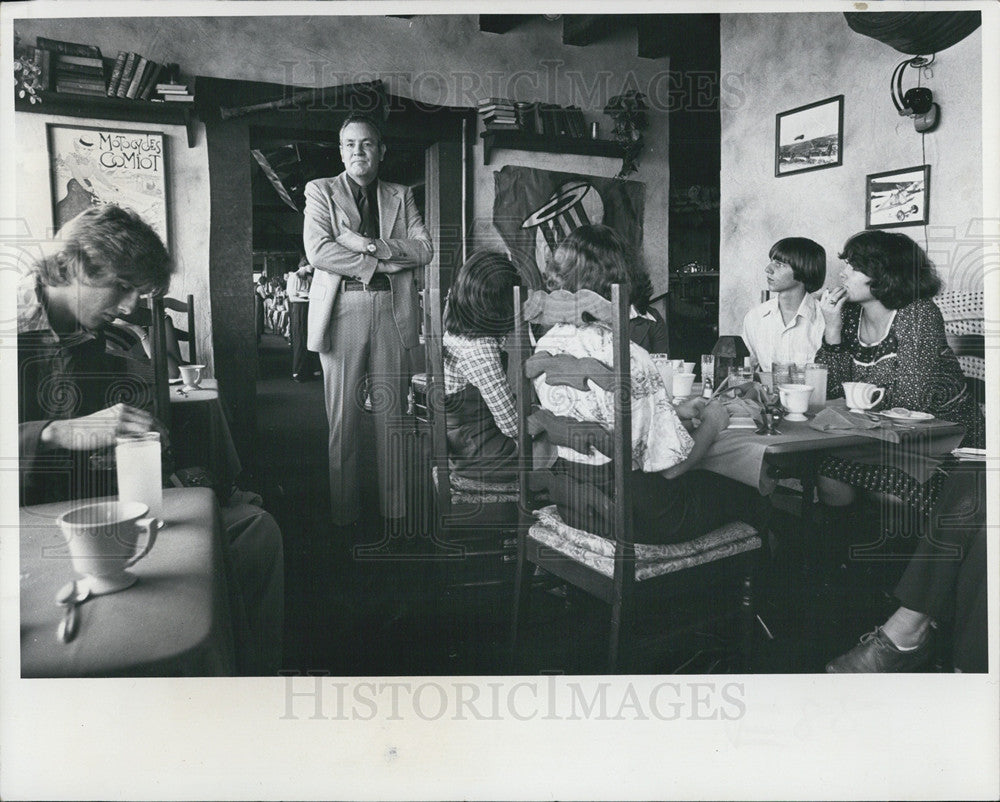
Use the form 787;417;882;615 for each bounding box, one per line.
13;35;44;105
603;90;648;179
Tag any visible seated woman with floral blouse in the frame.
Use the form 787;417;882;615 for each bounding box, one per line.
534;224;750;543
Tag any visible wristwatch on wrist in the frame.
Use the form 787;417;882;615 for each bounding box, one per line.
365;238;377;255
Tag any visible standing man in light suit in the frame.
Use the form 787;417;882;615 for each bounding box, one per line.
304;113;433;532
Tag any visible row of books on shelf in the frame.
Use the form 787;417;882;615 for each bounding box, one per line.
476;98;589;138
23;37;193;102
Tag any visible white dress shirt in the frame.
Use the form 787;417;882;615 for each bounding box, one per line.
741;292;825;372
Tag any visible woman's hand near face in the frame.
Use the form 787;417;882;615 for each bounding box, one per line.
819;286;847;343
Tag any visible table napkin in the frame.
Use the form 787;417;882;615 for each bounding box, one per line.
808;406;903;443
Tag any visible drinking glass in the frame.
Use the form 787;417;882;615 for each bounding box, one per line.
804;363;828;412
116;432;163;522
771;361;790;386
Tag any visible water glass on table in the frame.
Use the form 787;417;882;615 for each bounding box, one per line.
804;363;828;412
116;432;163;522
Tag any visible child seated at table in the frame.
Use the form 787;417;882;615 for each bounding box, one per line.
535;224;752;543
442;251;522;483
740;236;827;372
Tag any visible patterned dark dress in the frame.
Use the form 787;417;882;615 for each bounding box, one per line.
816;298;984;512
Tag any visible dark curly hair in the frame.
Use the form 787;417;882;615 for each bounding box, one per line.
444;251;522;337
839;230;940;309
769;236;826;293
545;224;651;313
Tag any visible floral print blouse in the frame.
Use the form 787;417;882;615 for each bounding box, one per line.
533;322;694;470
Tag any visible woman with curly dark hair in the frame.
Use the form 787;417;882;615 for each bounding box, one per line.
815;229;984;516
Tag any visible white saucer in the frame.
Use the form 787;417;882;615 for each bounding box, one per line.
169;377;183;384
848;407;877;415
181;384;202;392
882;408;934;421
79;571;138;596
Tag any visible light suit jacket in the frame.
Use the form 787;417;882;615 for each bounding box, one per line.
304;172;433;352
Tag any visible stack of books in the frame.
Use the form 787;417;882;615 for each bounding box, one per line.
36;37;106;97
153;81;194;103
478;98;518;130
107;53;173;100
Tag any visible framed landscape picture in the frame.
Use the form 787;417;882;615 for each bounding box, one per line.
865;165;930;229
47;123;169;248
774;95;844;177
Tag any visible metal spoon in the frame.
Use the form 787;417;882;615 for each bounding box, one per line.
55;579;90;643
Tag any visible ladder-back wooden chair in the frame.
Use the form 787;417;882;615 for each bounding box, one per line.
160;293;197;364
149;295;172;428
509;284;762;673
422;287;520;601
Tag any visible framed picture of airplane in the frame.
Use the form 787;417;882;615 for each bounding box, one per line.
865;165;930;229
774;95;843;176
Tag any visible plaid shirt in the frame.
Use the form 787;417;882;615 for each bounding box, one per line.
442;332;517;439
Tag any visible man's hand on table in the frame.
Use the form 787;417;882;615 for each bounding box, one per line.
40;404;165;451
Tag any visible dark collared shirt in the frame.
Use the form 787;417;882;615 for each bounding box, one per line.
346;175;380;239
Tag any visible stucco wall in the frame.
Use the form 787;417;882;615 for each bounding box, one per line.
719;13;983;334
13;13;674;336
13;112;213;370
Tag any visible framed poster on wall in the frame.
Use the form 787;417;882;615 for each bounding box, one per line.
47;124;169;248
774;95;844;177
865;165;930;229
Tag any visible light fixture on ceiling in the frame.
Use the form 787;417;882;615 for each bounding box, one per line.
891;54;940;133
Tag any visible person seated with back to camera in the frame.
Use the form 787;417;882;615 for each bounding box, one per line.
534;224;753;542
16;204;283;675
442;251;523;484
740;236;827;372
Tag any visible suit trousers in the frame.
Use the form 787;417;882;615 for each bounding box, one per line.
289;301;310;377
319;288;410;525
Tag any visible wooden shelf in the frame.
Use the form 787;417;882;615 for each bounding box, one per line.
15;91;196;148
480;129;621;165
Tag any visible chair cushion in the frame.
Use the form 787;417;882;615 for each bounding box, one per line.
432;466;519;504
528;504;761;581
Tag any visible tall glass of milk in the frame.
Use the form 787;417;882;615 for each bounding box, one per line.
116;432;163;522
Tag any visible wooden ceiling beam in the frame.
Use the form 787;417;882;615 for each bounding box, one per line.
562;14;629;47
636;13;719;65
479;15;533;34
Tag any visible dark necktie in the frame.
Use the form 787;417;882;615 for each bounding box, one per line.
357;188;377;239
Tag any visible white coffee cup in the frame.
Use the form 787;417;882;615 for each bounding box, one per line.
682;361;695;374
842;381;885;413
672;372;696;400
778;383;813;421
56;500;158;595
179;364;204;389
